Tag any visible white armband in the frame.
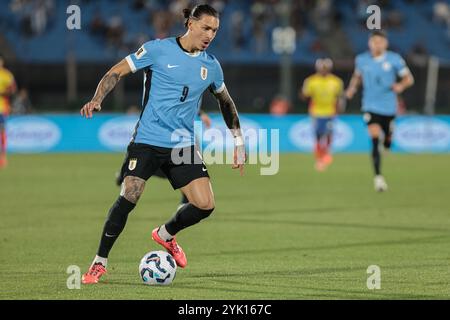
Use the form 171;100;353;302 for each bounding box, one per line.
234;136;244;146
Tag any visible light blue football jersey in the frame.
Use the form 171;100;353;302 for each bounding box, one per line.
125;37;225;148
355;50;410;116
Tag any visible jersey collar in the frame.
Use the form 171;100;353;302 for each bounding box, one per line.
176;37;201;57
372;53;386;62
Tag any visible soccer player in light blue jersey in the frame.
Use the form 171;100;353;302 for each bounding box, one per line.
345;30;414;192
79;5;246;284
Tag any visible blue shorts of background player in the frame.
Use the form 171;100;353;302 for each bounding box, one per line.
313;117;333;139
311;116;334;171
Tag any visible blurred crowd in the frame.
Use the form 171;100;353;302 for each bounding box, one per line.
9;0;55;37
433;0;450;39
4;0;450;60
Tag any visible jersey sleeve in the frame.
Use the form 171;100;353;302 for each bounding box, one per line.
125;40;160;73
393;54;410;77
336;77;344;94
0;71;16;94
210;58;225;94
354;55;362;75
302;77;312;97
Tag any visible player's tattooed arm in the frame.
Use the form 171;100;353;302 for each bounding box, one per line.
213;85;246;174
81;59;131;118
91;72;120;105
213;85;242;138
345;71;362;100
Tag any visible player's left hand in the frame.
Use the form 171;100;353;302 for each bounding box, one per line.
80;101;102;118
200;113;212;128
392;83;405;94
232;136;246;176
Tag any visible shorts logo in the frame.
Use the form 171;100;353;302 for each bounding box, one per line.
200;66;208;80
128;158;137;171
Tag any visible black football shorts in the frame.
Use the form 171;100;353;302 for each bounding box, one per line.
120;143;209;190
363;112;395;136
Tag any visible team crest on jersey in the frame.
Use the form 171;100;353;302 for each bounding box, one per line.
382;61;391;71
128;158;137;171
200;66;208;80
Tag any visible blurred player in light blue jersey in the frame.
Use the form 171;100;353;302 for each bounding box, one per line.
79;4;246;284
345;30;414;192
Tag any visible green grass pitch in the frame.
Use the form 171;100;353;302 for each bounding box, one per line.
1;153;449;299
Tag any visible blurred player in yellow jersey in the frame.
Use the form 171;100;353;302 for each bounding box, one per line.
0;55;17;168
300;58;344;171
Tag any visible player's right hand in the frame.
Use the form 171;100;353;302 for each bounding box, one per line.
345;87;355;100
232;136;246;176
80;101;101;118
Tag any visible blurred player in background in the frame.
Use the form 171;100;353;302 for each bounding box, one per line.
0;55;17;169
79;4;245;284
301;58;344;171
345;30;414;191
115;109;212;210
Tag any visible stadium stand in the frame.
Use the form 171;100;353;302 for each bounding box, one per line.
2;0;448;64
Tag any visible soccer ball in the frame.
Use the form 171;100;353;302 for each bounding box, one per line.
139;251;177;286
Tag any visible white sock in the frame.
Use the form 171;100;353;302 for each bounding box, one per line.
93;255;108;267
158;225;173;242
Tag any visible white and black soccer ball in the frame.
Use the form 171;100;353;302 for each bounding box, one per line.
139;251;177;286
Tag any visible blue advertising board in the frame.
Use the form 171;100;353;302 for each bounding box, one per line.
5;114;450;153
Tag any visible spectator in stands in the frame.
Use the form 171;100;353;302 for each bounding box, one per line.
251;1;270;54
433;1;450;26
10;0;54;37
356;0;371;26
132;0;147;11
407;42;428;66
33;0;45;33
311;0;333;34
106;15;125;48
230;10;245;51
291;0;310;39
11;88;33;115
90;10;107;37
151;10;173;39
211;0;226;14
10;0;27;13
270;94;291;115
385;10;403;29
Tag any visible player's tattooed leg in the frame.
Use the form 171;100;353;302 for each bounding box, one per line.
122;176;146;204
